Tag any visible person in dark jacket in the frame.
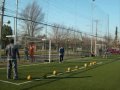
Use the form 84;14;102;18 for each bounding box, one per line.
59;47;64;63
6;39;20;80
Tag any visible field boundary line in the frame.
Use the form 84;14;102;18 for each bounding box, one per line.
0;62;48;70
0;79;32;85
0;80;19;85
0;59;118;86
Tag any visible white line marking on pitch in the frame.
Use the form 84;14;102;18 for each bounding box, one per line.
0;62;48;70
0;66;86;85
57;73;63;75
0;80;32;85
0;79;32;85
71;69;77;72
79;66;85;69
0;80;19;85
47;75;55;77
17;81;32;85
0;63;88;85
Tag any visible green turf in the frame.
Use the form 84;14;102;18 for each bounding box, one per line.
0;56;120;90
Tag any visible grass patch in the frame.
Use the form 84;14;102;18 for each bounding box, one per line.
0;56;120;90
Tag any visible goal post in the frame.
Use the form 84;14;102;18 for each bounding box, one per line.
21;36;53;63
49;40;51;63
6;35;15;38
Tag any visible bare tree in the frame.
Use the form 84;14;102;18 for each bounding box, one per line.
103;34;113;47
50;24;69;49
50;24;83;54
82;34;91;52
20;1;44;37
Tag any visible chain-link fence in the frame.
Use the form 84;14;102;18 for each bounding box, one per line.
0;0;109;62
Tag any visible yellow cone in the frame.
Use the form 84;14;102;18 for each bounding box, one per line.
89;62;92;66
75;66;79;69
67;67;71;72
27;75;32;80
84;63;87;68
53;70;57;75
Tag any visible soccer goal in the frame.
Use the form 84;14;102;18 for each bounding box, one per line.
21;36;52;63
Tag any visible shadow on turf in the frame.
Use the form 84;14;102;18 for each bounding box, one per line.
21;68;93;90
49;75;92;79
21;75;92;90
21;59;119;90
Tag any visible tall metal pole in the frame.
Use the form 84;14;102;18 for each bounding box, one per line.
107;15;109;47
94;20;98;55
14;17;15;38
49;40;51;63
0;0;5;59
15;0;18;44
91;0;95;54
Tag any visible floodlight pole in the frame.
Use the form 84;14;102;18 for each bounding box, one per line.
0;0;5;59
0;0;5;39
94;20;98;55
15;0;18;44
107;15;109;47
91;0;95;54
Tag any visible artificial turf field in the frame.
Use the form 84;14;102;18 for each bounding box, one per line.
0;56;120;90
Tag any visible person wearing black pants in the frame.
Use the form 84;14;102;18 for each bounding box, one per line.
6;39;20;80
59;47;64;63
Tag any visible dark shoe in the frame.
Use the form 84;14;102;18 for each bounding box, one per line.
7;76;11;79
13;76;18;80
7;77;11;79
13;78;18;80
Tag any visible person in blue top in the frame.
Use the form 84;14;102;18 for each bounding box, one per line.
59;47;64;63
5;39;20;80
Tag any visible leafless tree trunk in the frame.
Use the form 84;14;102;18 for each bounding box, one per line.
20;1;44;37
51;24;69;50
50;24;83;54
